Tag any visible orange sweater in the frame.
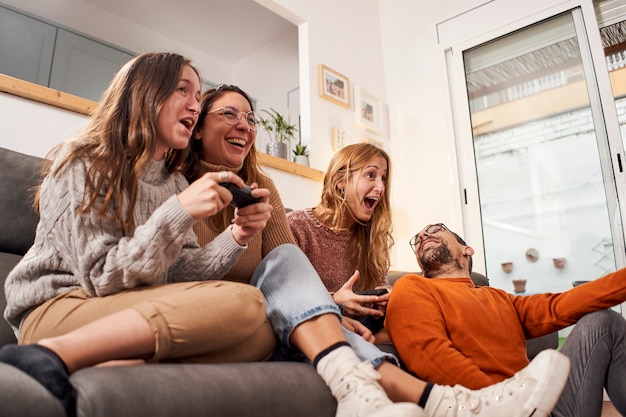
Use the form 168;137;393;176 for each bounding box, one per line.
386;269;626;389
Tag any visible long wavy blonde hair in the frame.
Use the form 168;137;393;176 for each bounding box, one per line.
315;143;393;290
36;52;199;234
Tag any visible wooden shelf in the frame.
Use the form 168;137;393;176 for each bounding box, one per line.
258;153;324;181
0;74;95;116
0;74;324;181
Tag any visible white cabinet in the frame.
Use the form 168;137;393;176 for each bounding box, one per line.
0;7;55;86
0;5;134;102
49;29;134;101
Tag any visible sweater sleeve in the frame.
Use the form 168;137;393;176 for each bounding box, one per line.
35;160;242;296
168;224;246;283
260;177;297;256
513;267;626;338
386;275;496;389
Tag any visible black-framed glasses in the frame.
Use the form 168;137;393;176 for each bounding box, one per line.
409;223;446;253
209;106;259;131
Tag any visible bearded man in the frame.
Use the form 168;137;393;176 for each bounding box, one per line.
386;223;626;417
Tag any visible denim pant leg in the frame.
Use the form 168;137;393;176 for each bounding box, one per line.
342;327;399;367
250;244;396;367
552;309;626;417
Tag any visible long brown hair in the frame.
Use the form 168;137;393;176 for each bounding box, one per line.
316;143;393;290
184;84;269;230
37;52;199;234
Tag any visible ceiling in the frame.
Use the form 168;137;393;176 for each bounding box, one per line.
80;0;296;64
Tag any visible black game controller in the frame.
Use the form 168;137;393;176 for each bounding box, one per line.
219;182;262;208
355;288;389;296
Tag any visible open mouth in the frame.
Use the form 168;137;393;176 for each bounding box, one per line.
226;138;247;148
364;196;379;209
180;117;196;132
421;240;438;251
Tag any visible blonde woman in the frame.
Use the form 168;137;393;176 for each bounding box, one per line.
288;143;393;336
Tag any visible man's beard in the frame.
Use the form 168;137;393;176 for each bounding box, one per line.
419;244;462;278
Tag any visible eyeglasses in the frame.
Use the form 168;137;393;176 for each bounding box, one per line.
409;223;446;253
208;106;259;131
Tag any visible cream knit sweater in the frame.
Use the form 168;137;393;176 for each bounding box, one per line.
4;155;245;334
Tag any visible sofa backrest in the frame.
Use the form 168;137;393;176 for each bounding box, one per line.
0;147;43;346
0;147;42;256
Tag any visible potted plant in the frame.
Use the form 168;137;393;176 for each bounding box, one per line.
259;108;298;160
292;139;310;166
512;278;527;294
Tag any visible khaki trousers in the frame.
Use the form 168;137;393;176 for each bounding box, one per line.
19;281;276;363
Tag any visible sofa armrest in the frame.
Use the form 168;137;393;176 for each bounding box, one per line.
0;253;21;346
0;363;65;417
526;332;559;359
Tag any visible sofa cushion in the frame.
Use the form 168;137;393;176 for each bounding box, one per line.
0;363;65;417
0;252;21;345
388;270;489;287
71;362;336;417
0;147;42;256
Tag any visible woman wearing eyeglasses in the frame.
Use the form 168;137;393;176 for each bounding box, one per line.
184;85;296;283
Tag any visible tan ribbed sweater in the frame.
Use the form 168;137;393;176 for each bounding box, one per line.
192;160;296;284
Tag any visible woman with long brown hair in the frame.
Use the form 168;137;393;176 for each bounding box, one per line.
0;53;276;417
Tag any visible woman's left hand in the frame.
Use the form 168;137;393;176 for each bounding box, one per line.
230;183;272;245
341;316;375;343
333;271;387;318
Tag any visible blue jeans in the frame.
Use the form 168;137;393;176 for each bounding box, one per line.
249;244;397;368
553;309;626;417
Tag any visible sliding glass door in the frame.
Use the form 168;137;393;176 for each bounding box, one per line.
447;5;626;297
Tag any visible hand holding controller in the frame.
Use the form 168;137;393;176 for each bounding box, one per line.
219;182;262;208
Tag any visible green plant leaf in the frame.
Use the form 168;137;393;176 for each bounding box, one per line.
293;143;309;156
260;108;298;143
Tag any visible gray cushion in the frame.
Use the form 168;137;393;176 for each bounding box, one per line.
0;252;21;345
0;363;66;417
72;362;336;417
0;147;42;256
388;270;489;287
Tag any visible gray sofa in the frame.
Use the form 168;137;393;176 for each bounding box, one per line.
0;146;337;417
0;146;557;417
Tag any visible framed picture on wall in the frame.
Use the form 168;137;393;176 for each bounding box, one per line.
318;64;351;108
354;86;383;134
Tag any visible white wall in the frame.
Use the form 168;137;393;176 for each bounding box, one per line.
377;0;489;271
4;0;585;273
0;0;443;271
234;27;300;154
272;0;388;171
0;93;87;157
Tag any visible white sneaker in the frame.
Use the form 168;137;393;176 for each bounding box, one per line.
318;346;426;417
425;349;570;417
